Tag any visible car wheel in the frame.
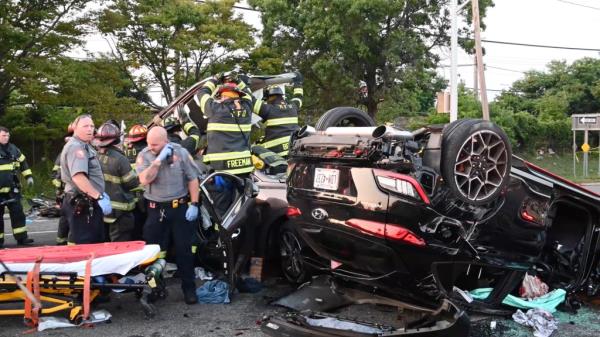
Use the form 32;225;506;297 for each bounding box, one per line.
279;221;311;284
441;119;512;205
315;107;376;130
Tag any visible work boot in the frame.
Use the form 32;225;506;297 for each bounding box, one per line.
17;238;34;245
183;288;198;305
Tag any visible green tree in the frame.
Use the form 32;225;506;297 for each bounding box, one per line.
97;0;254;107
1;57;149;166
0;0;92;116
250;0;492;119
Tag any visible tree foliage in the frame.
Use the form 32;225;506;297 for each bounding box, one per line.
249;0;491;119
97;0;255;107
0;0;92;116
1;57;148;165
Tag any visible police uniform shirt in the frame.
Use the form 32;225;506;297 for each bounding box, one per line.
135;143;200;202
60;136;105;194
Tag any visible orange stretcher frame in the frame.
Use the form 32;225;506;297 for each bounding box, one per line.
0;252;160;328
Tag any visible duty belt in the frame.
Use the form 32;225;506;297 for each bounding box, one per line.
147;196;190;209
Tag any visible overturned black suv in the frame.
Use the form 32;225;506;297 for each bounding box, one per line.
286;114;600;313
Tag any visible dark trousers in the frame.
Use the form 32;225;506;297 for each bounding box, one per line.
62;196;105;244
132;204;146;241
0;193;28;245
56;214;70;244
144;200;195;291
105;212;135;242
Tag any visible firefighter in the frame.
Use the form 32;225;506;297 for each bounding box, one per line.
94;122;140;242
137;126;200;304
163;116;203;156
60;114;112;244
53;123;74;245
124;124;148;168
124;124;148;240
253;72;303;158
190;74;254;177
0;126;34;248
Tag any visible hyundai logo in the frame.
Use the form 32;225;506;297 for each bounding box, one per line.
311;208;328;220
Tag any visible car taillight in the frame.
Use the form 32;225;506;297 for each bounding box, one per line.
521;210;535;222
345;218;425;247
286;206;302;217
373;169;430;204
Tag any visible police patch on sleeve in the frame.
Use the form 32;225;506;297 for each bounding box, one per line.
75;149;86;159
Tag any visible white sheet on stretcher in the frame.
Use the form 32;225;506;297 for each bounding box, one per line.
0;245;160;277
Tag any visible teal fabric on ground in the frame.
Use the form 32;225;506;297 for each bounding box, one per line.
470;288;566;313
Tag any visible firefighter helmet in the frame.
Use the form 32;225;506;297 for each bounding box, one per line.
217;82;243;99
264;85;284;97
163;116;181;132
94;122;121;147
126;124;148;143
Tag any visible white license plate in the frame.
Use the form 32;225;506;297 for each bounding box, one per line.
314;168;340;190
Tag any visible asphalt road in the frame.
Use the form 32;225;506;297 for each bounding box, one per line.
2;212;600;337
582;183;600;194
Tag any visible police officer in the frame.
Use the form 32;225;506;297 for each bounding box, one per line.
94;122;140;242
163;116;203;156
137;126;200;304
253;72;303;158
53;123;74;245
136;126;199;304
60;115;112;245
0;126;34;248
190;74;254;176
124;124;148;240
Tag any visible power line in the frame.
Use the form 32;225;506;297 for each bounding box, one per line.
555;0;600;11
203;0;600;52
466;87;524;93
485;65;525;74
479;39;600;52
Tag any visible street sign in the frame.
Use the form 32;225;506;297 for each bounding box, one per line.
580;117;597;124
572;114;600;130
582;143;591;153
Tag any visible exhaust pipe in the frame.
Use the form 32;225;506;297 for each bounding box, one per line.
296;125;316;138
372;125;413;140
323;127;378;137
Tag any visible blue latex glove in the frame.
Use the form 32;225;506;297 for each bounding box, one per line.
214;176;231;192
186;204;198;221
98;192;112;215
156;143;173;161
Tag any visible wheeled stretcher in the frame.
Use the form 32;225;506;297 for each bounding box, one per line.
0;241;166;328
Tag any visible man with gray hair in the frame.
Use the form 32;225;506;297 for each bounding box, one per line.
60;114;112;244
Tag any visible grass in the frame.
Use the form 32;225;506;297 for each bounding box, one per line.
517;151;600;184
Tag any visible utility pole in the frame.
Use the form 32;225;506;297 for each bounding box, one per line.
450;0;458;122
473;55;479;99
471;0;490;120
450;0;471;122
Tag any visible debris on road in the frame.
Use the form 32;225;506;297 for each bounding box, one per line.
512;308;558;337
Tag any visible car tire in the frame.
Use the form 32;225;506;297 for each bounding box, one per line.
315;107;376;130
279;221;312;284
441;119;512;205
